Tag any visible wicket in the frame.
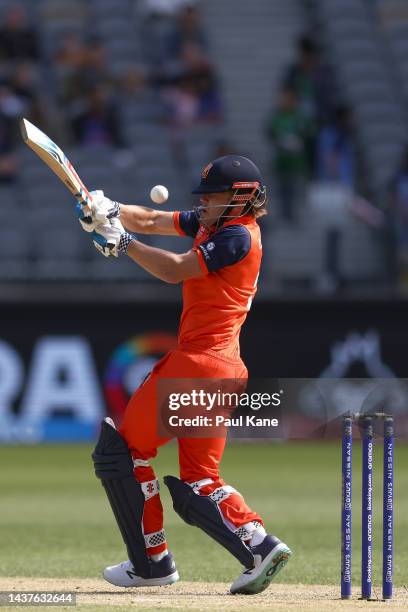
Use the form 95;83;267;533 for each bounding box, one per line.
341;413;394;600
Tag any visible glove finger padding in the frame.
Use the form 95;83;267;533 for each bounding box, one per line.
93;241;118;258
110;217;125;232
76;190;120;234
92;231;118;258
90;190;105;201
96;200;120;222
90;190;120;224
91;218;125;258
76;202;95;233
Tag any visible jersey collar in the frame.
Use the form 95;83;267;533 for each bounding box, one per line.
203;213;256;237
221;213;256;228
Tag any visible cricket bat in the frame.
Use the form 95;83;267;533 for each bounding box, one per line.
20;118;93;217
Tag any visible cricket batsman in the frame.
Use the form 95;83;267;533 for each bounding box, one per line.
77;155;292;595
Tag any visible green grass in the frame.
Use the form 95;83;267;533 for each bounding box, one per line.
0;441;407;588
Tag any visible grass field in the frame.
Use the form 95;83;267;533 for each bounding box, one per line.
0;441;407;609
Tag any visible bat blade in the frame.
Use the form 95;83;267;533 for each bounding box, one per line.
20;118;93;214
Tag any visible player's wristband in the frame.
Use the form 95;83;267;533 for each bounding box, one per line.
118;232;135;254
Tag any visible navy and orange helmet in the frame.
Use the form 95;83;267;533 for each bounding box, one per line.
192;155;267;218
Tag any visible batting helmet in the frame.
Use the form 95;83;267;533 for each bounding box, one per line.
192;155;264;195
192;155;267;222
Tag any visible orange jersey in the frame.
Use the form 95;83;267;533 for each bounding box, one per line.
173;211;262;359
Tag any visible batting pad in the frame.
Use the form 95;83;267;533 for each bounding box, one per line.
92;420;151;578
164;475;255;567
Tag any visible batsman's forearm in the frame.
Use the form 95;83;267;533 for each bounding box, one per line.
126;240;183;283
120;204;158;233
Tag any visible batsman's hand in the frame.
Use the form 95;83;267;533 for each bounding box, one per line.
92;217;135;258
76;190;120;233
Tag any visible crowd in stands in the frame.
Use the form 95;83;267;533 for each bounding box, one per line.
263;33;408;294
265;35;356;224
262;30;408;294
1;2;408;294
264;35;363;292
0;4;41;182
388;144;408;289
0;1;223;183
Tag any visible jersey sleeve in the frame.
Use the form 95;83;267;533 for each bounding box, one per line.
194;225;251;274
173;210;200;237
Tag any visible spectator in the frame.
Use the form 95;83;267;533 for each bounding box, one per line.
161;72;199;127
141;2;206;70
0;109;17;182
0;4;39;62
53;31;86;73
161;44;222;129
265;86;315;222
161;43;222;126
284;35;335;126
0;81;21;182
120;65;147;97
70;84;124;149
181;42;221;122
140;0;197;18
7;61;55;136
388;146;408;289
316;105;356;189
10;62;40;116
283;35;336;173
58;36;113;107
53;31;87;104
195;69;222;122
166;4;208;62
119;64;164;125
0;79;24;136
54;31;85;71
84;36;109;77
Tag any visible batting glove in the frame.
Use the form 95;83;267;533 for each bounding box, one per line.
77;190;120;233
92;217;135;258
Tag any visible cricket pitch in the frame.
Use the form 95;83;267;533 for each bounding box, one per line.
0;578;406;611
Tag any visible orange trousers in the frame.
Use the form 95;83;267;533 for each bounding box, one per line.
119;347;263;555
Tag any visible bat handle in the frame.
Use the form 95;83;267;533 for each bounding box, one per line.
81;203;93;217
77;191;93;216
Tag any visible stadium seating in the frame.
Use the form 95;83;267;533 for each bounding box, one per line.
0;0;404;292
312;0;407;195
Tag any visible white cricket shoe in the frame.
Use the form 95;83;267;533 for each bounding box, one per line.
230;535;292;595
103;553;179;587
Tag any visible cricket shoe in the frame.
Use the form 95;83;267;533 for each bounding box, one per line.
103;552;179;587
230;535;292;595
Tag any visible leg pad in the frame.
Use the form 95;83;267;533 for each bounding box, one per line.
164;475;254;567
93;420;150;577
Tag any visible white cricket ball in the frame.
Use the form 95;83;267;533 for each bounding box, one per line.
150;185;169;204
